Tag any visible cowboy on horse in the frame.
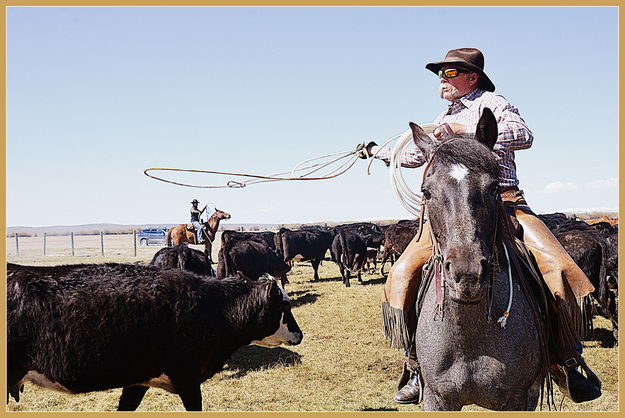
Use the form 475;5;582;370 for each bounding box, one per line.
190;199;207;244
362;48;601;406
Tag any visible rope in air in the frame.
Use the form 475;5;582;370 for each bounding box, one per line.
144;123;439;217
144;146;363;189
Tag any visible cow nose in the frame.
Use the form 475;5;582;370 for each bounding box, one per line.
289;332;303;345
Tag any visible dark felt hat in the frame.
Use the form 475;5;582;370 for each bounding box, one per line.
425;48;495;92
191;199;199;204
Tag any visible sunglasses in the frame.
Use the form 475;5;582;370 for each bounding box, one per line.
438;68;467;79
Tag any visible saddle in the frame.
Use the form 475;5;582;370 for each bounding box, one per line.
186;224;196;232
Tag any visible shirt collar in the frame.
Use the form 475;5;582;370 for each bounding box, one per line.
458;88;485;106
445;88;485;115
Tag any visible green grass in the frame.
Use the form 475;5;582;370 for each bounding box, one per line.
6;258;619;412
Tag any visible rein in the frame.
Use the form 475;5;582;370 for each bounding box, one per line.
203;212;228;244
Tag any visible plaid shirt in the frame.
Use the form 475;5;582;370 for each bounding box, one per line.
372;88;533;186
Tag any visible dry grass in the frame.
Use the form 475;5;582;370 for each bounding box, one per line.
5;237;619;412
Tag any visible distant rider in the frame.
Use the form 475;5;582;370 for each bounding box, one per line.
190;199;207;244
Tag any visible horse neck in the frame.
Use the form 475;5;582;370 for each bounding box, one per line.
206;215;220;233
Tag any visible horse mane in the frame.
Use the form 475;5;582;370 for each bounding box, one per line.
433;137;499;176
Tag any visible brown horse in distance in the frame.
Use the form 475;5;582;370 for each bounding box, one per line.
166;209;232;259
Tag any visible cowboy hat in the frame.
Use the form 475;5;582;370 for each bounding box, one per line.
425;48;496;92
191;199;199;204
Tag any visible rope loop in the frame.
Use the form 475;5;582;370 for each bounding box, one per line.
144;145;362;189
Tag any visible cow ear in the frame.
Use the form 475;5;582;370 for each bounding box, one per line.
410;122;437;160
475;108;498;150
260;274;279;298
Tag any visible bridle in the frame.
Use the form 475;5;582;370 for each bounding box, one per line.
202;210;230;245
416;137;512;326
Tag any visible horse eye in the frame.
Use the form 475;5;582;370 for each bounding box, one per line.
422;189;432;200
489;183;499;196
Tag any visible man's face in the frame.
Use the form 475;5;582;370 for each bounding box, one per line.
439;66;475;102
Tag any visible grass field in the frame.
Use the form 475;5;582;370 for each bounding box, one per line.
5;234;619;412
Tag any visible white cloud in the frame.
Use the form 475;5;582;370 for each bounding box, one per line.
543;181;579;193
586;177;618;190
541;177;618;194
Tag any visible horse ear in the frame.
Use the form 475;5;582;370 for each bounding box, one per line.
475;108;498;150
410;122;437;160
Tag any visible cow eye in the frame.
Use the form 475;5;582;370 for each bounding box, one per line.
421;188;431;200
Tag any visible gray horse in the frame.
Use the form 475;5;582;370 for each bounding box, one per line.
411;109;548;411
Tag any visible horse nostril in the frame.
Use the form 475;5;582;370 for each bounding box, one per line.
444;261;451;274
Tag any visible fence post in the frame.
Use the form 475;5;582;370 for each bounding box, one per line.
133;230;137;256
70;232;75;256
15;233;19;256
43;232;47;255
100;231;104;256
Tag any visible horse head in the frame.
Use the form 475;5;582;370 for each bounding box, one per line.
410;108;499;304
212;208;232;221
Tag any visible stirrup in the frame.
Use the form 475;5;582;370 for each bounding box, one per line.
396;361;411;390
395;361;424;404
551;357;602;403
394;372;424;405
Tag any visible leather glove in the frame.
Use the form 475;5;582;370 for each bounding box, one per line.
357;141;378;159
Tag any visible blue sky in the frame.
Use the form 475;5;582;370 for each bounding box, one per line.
7;6;619;226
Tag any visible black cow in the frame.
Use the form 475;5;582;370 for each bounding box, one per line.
218;230;278;278
7;263;303;411
221;230;277;251
539;213;619;344
333;222;383;237
274;228;334;281
330;229;368;287
537;212;575;230
150;243;214;276
217;239;291;288
299;224;334;232
379;220;421;275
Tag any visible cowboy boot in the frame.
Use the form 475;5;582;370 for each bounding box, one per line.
394;359;424;404
550;348;602;403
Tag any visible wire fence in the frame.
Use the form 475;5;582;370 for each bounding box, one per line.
7;232;142;260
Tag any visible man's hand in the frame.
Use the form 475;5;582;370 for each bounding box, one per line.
358;141;378;159
433;122;467;139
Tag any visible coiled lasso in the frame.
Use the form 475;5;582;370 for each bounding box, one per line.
372;124;438;217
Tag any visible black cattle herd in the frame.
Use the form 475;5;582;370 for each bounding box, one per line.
6;213;618;411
